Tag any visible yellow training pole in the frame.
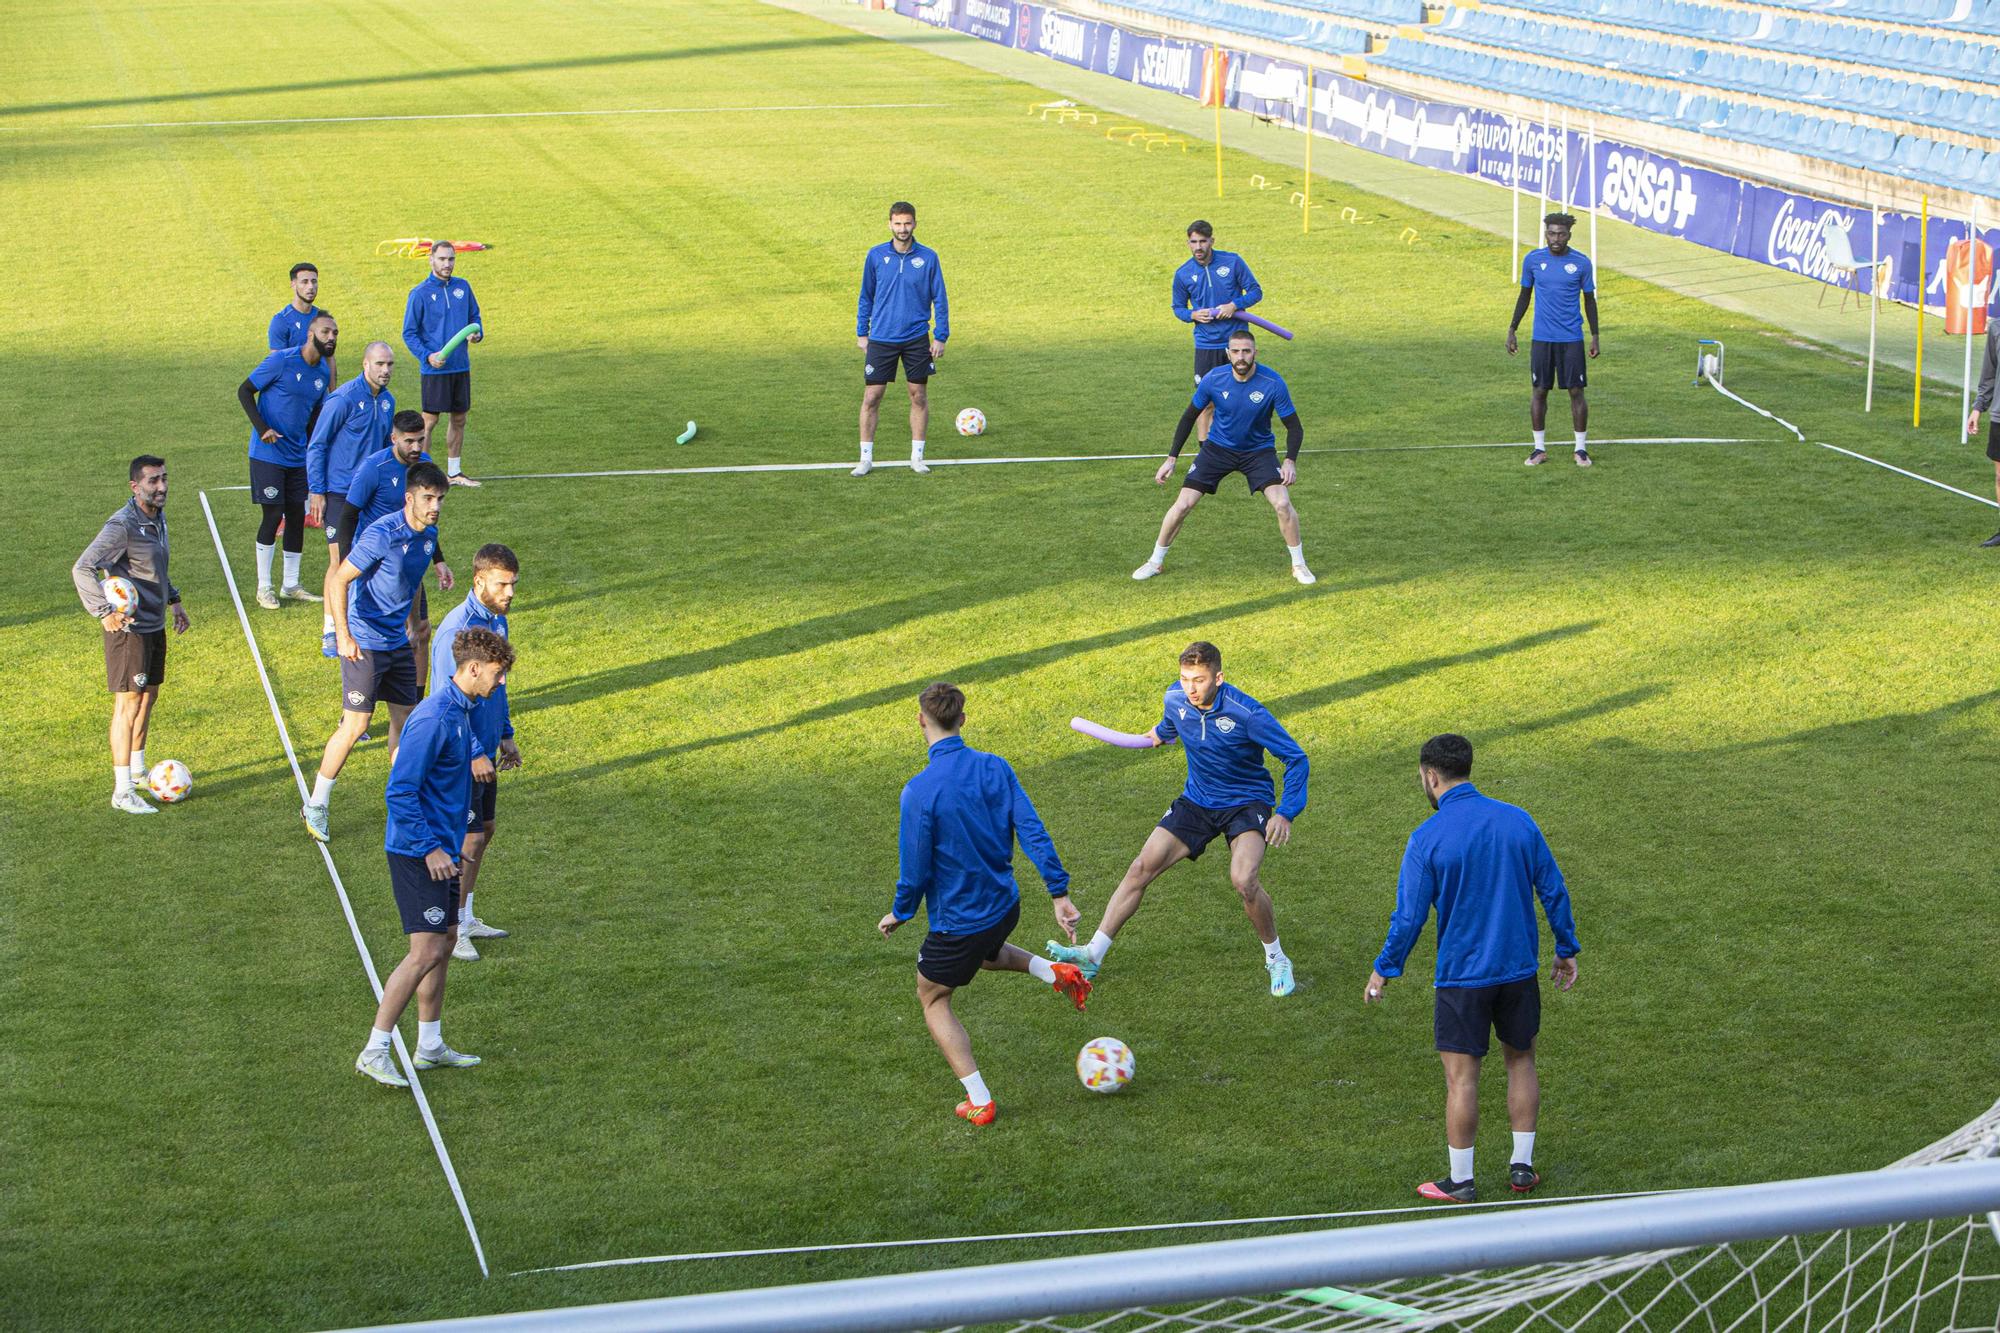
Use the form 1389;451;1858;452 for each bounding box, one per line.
1303;67;1314;234
1915;194;1927;428
1213;48;1224;197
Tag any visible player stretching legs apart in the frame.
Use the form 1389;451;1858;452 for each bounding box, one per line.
428;544;521;960
1365;734;1580;1202
1050;642;1309;996
355;627;514;1087
303;463;451;842
1134;329;1314;585
403;241;484;487
878;683;1091;1125
1507;213;1599;467
854;201;949;477
1967;323;2000;545
73;456;191;813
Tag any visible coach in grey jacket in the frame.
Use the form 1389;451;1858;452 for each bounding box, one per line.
72;454;190;813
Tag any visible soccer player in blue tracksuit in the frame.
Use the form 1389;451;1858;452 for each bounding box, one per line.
1171;220;1261;446
1366;733;1581;1203
878;683;1092;1125
307;341;397;644
302;461;453;845
1049;641;1309;997
402;241;484;486
427;544;519;961
269;262;329;362
342;414;452;672
1507;212;1600;466
354;625;515;1088
852;200;949;477
238;312;337;609
1135;327;1315;586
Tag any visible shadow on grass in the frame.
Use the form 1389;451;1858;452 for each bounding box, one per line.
1265;621;1600;717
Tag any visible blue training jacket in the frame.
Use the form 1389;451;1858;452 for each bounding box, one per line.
1156;681;1309;819
1171;250;1262;348
857;241;949;345
1374;783;1581;989
428;590;511;760
403;273;483;376
892;736;1067;933
384;680;476;858
306;378;395;497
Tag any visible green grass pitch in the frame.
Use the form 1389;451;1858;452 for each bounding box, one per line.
4;1;1999;1327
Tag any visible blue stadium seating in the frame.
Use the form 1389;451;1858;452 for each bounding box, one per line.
1102;0;1372;53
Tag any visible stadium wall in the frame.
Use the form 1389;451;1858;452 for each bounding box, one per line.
892;0;2000;317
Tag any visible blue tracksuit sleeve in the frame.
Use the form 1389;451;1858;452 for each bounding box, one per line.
1533;827;1582;957
1156;693;1180;745
306;399;340;494
402;286;430;361
385;707;450;856
1251;707;1310;819
856;254;877;338
1006;764;1068;896
1172;269;1195;324
891;782;932;922
1374;836;1437;978
1234;256;1262;310
930;257;948;343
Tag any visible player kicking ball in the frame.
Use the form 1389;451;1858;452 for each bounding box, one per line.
1134;328;1314;586
878;683;1092;1126
1050;641;1308;996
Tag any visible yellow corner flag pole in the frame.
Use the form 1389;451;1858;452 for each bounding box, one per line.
1915;194;1928;428
1303;67;1314;233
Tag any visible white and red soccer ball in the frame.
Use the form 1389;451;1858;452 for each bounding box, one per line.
146;760;192;803
955;407;987;436
101;576;139;615
1076;1036;1134;1093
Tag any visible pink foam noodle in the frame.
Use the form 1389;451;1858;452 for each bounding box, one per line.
1238;311;1294;340
1071;716;1156;749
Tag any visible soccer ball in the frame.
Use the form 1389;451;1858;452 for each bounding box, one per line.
101;576;139;615
146;759;192;803
955;407;987;436
1076;1037;1134;1093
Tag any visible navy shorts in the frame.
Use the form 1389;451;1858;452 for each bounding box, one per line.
249;458;308;508
389;851;461;934
1194;345;1231;381
1434;976;1541;1057
918;900;1021;988
471;775;497;828
341;644;420;713
864;336;933;385
422;371;471;415
1531;339;1587;390
1184;442;1283;495
1157;795;1272;860
322;496;357;551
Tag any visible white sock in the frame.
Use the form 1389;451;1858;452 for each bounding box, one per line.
461;892;474;925
310;773;336;807
282;550;301;588
447;456;462;478
1286;543;1305;567
1574;432;1588;452
858;440;874;462
418;1019;442;1052
1513;1131;1537;1166
130;748;146;777
911;438;926;460
1263;936;1286;963
1449;1144;1475;1183
1027;956;1056;983
960;1070;992;1106
1150;543;1170;565
113;764;132;796
255;541;276;589
1532;430;1546;448
1086;930;1114;966
366;1026;393;1052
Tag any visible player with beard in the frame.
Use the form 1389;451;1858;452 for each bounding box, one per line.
239;312;337;609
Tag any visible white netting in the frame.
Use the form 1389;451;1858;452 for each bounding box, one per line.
968;1100;2000;1333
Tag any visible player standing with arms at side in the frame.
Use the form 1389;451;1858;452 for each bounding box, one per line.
308;341;397;654
344;414;453;679
1049;641;1308;996
239;312;336;609
1171;220;1262;449
853;201;948;478
72;456;191;814
354;626;514;1088
428;544;520;961
1507;213;1599;467
302;462;451;843
1133;328;1315;585
402;241;484;487
1365;734;1580;1203
878;683;1092;1125
270;262;335;386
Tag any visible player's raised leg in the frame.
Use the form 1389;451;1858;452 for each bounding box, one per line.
1048;825;1191;977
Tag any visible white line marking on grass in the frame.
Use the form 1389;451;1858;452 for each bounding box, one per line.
84;102;949;131
1816;443;2000;509
197;490;491;1279
509;1186;1709;1276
